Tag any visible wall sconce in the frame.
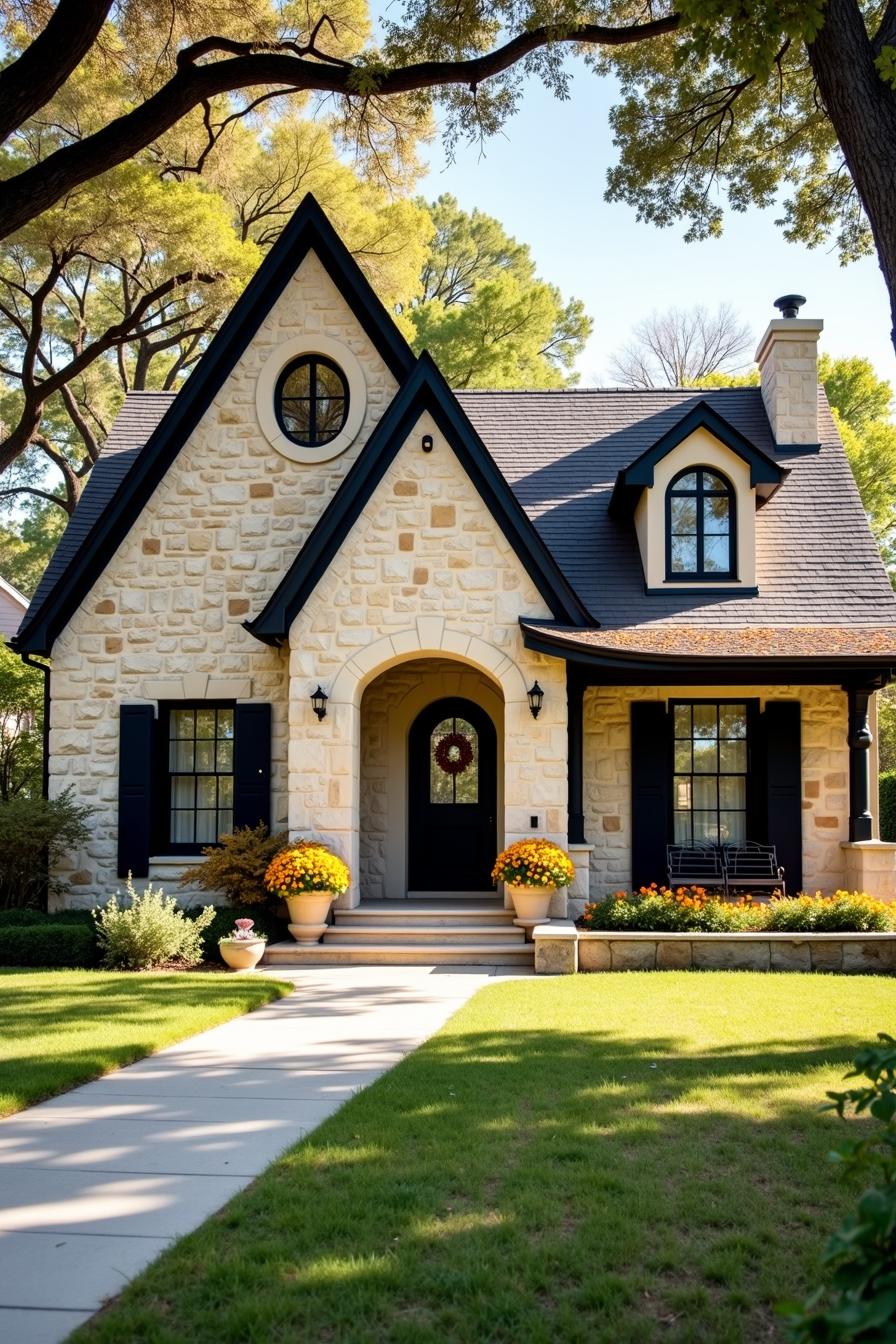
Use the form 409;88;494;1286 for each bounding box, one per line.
310;685;329;721
421;434;433;452
527;681;544;719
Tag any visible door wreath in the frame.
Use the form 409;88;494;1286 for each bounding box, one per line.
434;731;474;776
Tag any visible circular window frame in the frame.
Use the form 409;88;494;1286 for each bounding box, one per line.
274;354;349;450
255;335;367;464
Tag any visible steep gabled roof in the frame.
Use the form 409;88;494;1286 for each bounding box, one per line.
245;352;594;643
607;399;786;518
13;194;415;656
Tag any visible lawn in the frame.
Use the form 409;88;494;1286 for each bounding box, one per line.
73;971;896;1344
0;969;292;1116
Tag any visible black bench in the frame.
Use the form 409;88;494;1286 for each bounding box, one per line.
722;842;786;898
666;843;728;895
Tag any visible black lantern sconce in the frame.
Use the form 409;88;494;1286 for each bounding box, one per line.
310;685;329;721
527;681;544;719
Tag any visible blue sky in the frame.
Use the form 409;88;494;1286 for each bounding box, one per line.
415;59;896;388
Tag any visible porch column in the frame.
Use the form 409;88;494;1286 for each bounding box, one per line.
846;683;874;842
567;668;586;844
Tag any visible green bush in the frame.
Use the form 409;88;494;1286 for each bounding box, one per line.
93;877;215;971
181;823;288;907
0;922;98;967
782;1034;896;1340
0;788;92;909
879;770;896;842
580;887;896;934
187;904;288;961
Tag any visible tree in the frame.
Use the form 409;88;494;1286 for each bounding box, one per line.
0;504;65;597
2;3;896;361
609;303;752;387
0;641;44;799
406;195;591;387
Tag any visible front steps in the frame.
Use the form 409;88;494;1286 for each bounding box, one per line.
263;899;534;966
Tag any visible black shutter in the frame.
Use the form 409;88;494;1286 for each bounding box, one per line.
631;701;671;889
233;703;272;832
118;704;156;878
761;700;802;893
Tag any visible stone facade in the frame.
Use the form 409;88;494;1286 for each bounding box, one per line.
562;930;896;975
583;683;852;904
47;251;398;905
755;317;823;445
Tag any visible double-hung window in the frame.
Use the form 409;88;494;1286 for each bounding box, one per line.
162;704;234;852
672;701;748;846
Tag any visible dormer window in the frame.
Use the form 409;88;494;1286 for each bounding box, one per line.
666;468;736;581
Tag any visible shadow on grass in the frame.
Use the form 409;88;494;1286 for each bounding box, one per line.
73;1014;876;1344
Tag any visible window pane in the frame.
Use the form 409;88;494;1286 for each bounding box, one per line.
315;363;345;397
674;740;691;772
218;809;233;836
673;813;692;843
674;777;691;809
218;710;234;739
195;709;216;739
195;741;215;772
693;776;718;810
282;363;312;398
281;400;311;440
702;472;727;492
195;810;218;844
216;740;233;772
219;776;233;807
670;496;697;532
315;397;346;442
703;495;730;534
169;740;193;772
719;704;747;738
692;740;718;773
673;704;691;738
693;812;718;842
196;776;217;809
172;710;194;739
670;535;698;572
693;704;718;739
674;472;698;490
171;776;194;809
171;811;193;844
453;719;479;805
720;811;746;844
719;738;747;773
719;776;746;810
703;534;732;573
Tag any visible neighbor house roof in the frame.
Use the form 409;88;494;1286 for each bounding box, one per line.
16;382;896;661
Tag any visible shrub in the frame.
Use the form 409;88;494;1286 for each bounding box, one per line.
0;922;98;967
782;1034;896;1341
579;886;896;934
93;877;215;970
181;823;288;907
880;770;896;842
264;842;351;898
188;904;287;961
491;839;575;889
0;788;92;909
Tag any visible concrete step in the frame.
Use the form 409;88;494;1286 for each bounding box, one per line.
263;940;534;967
335;905;513;929
323;924;526;947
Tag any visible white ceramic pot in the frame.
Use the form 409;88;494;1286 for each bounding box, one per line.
286;891;335;945
506;884;555;922
218;938;266;971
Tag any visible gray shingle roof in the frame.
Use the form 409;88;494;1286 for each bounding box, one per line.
25;382;896;641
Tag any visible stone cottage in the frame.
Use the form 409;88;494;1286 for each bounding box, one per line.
13;195;896;959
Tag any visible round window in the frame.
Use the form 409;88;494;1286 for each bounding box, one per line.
275;355;349;448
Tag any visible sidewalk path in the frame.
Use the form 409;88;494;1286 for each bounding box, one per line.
0;965;523;1343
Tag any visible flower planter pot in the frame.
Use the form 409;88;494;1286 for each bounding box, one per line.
219;938;266;971
286;891;335;944
506;884;556;922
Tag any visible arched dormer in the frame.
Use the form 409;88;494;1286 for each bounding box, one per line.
608;401;787;594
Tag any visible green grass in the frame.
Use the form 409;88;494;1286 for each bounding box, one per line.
0;968;292;1116
72;972;896;1344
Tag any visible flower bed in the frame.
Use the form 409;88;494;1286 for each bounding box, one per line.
579;886;895;935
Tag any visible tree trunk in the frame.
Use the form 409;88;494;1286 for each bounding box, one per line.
807;0;896;356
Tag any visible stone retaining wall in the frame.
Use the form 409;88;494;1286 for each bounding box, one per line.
532;925;896;975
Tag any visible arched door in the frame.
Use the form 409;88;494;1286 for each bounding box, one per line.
408;697;497;893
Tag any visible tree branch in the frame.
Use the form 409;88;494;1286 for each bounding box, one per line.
0;0;113;145
874;0;896;53
0;14;680;240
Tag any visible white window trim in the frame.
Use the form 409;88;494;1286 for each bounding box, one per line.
255;334;367;464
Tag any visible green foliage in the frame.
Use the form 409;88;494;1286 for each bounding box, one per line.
0;922;98;968
191;905;287;960
406;195;591;388
0;504;65;597
879;770;896;842
0;641;43;800
182;823;288;907
0;788;91;909
782;1034;896;1341
93;876;215;970
580;887;896;933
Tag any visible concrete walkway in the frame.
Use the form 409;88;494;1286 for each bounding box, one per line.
0;965;524;1343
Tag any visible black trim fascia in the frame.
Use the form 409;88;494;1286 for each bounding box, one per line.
608;401;786;519
519;622;895;687
245;353;594;641
644;586;759;597
14;194;416;656
774;442;821;456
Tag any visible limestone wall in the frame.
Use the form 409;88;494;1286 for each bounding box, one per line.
48;251;397;905
583;683;850;900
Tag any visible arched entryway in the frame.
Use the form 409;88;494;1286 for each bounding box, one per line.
408;697;497;894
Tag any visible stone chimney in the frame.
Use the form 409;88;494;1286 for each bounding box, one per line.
755;295;824;447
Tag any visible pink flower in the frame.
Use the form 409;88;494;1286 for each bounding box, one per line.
234;918;255;939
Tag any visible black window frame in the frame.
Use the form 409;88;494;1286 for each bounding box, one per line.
669;697;759;849
665;466;737;582
274;354;349;448
156;701;236;856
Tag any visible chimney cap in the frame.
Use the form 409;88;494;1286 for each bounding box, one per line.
773;294;806;319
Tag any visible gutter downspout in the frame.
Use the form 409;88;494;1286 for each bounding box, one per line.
19;652;50;801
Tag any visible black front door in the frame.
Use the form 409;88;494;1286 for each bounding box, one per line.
408;697;497;892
